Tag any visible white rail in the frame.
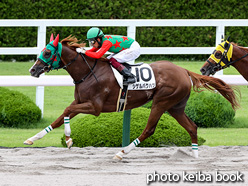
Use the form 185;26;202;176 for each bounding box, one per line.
0;76;74;86
1;75;248;87
2;19;248;55
1;19;248;116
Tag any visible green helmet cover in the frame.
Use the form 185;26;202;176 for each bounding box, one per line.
87;27;104;40
38;40;62;70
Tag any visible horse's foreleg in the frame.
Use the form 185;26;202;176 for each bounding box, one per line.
62;101;102;148
63;116;73;149
23;100;78;146
23;112;78;146
63;101;101;116
23;125;53;145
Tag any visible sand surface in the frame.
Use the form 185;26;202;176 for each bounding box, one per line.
0;146;247;186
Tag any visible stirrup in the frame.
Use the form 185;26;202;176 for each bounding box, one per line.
124;75;136;84
126;78;136;84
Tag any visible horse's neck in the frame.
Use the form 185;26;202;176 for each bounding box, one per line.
61;47;108;83
61;48;91;82
232;47;248;81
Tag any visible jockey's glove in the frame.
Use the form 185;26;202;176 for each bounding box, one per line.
76;47;86;54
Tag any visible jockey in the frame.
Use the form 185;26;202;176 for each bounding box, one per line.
76;27;140;84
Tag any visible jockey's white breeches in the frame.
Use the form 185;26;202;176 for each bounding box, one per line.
107;41;140;63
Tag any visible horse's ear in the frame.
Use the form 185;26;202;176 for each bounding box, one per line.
50;33;54;42
221;35;224;42
53;34;59;47
223;36;230;48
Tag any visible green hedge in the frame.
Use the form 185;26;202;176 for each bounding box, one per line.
185;91;235;127
1;0;248;61
142;90;235;128
61;107;205;147
0;87;41;127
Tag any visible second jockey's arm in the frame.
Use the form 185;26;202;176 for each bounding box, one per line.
85;40;112;59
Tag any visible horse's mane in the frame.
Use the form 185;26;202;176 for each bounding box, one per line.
60;35;109;62
61;35;86;51
231;42;248;53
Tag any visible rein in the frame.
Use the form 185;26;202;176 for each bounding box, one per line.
63;53;79;70
226;53;248;66
73;55;98;84
59;52;98;84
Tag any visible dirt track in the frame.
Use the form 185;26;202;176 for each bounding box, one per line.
0;146;247;186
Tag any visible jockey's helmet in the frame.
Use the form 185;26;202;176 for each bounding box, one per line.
87;27;104;47
86;27;104;40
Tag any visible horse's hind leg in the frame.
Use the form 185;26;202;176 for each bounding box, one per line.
168;106;198;158
113;106;165;160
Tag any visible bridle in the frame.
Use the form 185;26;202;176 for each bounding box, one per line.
206;41;248;75
38;43;63;73
38;45;98;84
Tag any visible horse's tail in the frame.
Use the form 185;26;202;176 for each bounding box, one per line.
186;70;240;110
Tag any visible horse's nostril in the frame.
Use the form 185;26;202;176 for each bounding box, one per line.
31;68;35;73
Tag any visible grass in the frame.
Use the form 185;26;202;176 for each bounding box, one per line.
198;128;248;146
0;61;248;147
0;128;64;147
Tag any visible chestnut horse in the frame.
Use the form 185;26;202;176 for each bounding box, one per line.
200;36;248;80
24;34;239;159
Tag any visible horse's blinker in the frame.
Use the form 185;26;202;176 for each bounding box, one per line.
38;34;62;70
209;40;233;68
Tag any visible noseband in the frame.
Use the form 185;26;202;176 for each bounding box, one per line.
206;59;222;75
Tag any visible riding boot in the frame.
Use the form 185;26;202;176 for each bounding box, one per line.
117;65;136;84
109;58;136;84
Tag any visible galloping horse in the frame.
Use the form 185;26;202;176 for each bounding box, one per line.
24;34;239;159
200;36;248;80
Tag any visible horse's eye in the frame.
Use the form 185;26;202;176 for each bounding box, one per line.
43;50;51;59
214;51;222;59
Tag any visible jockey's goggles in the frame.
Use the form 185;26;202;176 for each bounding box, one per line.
88;39;96;47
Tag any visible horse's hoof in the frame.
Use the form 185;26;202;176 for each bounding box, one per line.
23;140;33;145
113;155;122;160
113;151;124;160
66;138;73;149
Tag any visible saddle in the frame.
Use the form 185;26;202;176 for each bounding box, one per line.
123;62;144;68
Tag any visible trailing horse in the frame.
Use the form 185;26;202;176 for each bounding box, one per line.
200;36;248;81
24;34;239;159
